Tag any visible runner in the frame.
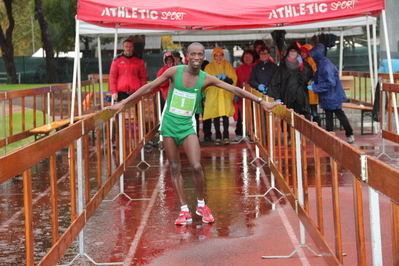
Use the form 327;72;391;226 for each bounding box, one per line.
107;42;280;225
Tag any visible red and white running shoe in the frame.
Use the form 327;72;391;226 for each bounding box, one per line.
175;210;192;226
196;205;214;223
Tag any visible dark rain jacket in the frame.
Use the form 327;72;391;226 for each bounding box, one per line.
309;43;347;110
249;59;278;92
268;57;313;118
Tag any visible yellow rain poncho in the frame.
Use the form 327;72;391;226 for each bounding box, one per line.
203;47;237;120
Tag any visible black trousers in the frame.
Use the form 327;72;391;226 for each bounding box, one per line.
325;109;353;136
203;119;213;139
214;116;229;139
310;104;321;126
117;92;132;102
235;110;243;136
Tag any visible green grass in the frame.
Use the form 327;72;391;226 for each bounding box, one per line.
0;84;51;91
0;83;110;92
0;109;45;153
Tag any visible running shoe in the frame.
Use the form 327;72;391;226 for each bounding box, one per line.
233;135;242;142
175;211;192;226
215;139;221;146
196;205;214;223
347;135;355;144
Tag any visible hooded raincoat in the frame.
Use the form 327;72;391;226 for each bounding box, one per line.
309;43;347;110
203;47;237;120
268;43;313;118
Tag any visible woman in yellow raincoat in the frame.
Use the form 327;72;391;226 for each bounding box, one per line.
203;47;237;145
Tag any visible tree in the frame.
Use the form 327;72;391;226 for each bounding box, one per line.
34;0;57;83
0;0;18;84
43;0;76;55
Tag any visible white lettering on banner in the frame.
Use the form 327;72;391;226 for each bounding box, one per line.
268;1;357;19
331;0;358;11
161;12;186;20
100;7;186;21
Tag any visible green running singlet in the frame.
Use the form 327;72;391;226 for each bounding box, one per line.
159;65;205;146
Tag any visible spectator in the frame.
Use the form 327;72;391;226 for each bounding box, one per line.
269;42;313;120
249;46;278;95
252;39;266;62
233;49;257;142
107;42;280;225
109;39;148;102
300;44;321;126
309;43;355;144
173;52;183;65
156;52;175;107
203;47;237;146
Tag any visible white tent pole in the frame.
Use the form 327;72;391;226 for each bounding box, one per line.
381;10;394;83
70;17;79;123
366;16;375;100
365;16;384;266
372;21;379;134
373;21;378;83
97;35;104;108
71;17;85;256
77;40;82;116
110;24;119;146
381;10;399;133
339;28;344;76
114;24;119;57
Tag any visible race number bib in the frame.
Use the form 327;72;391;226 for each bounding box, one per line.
169;89;196;116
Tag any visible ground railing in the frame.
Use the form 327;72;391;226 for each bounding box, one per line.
1;78;399;265
0;90;160;265
244;84;399;265
380;82;399;147
0;79;104;153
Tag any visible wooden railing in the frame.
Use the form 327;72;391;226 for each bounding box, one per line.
0;89;160;265
341;71;399;107
0;79;105;153
244;83;399;265
381;82;399;145
1;76;399;265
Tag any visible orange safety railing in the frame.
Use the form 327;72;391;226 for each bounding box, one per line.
244;83;399;265
0;79;105;152
0;89;160;265
380;82;399;145
2;78;399;265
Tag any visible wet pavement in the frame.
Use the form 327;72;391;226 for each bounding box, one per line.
56;140;330;266
1;115;398;265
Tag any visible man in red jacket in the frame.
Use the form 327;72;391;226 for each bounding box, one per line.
109;39;148;102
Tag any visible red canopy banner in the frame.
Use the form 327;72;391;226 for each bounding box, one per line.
77;0;384;31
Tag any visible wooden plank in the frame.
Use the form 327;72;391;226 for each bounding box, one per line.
314;145;324;235
353;177;367;266
381;129;399;144
382;82;399;93
6;87;51;99
367;156;399;204
391;202;399;265
342;103;373;111
50;155;59;245
23;169;34;266
0;122;82;183
331;158;343;263
29;113;93;134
